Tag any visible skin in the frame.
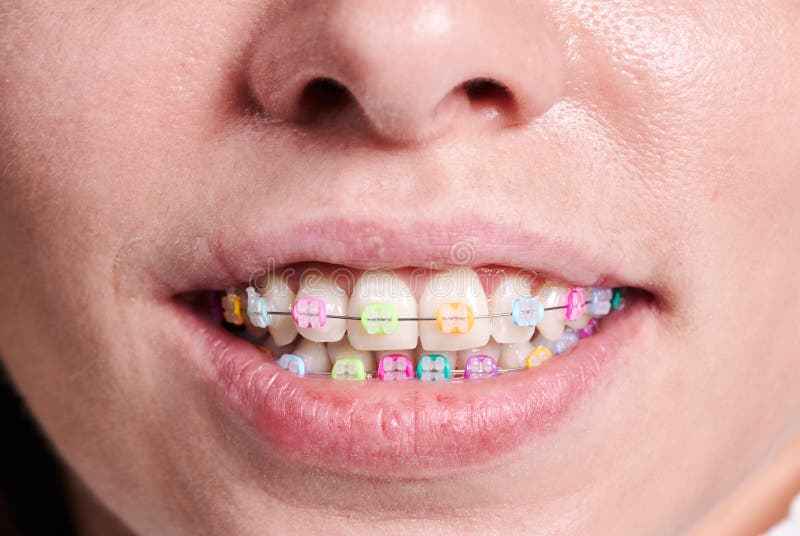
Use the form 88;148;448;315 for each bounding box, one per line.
1;0;799;534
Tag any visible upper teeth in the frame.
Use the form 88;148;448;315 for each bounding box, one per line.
246;287;271;328
294;274;348;343
419;268;490;352
222;267;619;379
257;273;298;346
346;270;418;351
535;283;569;341
221;288;244;326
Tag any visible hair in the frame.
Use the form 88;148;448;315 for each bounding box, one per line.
0;361;75;535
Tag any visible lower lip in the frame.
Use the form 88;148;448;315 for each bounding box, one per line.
176;300;649;479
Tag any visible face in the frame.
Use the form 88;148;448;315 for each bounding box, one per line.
1;1;799;534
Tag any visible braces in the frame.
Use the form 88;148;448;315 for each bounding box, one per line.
219;286;625;382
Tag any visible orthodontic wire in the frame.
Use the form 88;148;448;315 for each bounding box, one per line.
259;300;591;321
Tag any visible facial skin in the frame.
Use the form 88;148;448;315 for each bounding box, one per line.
1;1;799;534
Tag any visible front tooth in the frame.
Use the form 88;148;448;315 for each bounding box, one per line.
327;339;376;372
457;339;501;370
259;273;298;346
416;354;452;381
294;274;348;343
536;283;569;341
347;271;418;351
292;339;331;373
419;268;490;352
499;341;535;369
491;273;538;343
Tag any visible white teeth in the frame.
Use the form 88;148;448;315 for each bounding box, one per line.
565;313;591;330
457;339;502;370
499;341;536;369
294;274;348;343
414;343;458;372
419;268;490;352
526;344;554;369
490;273;537;343
243;288;269;340
536;283;569;341
550;329;580;356
258;274;298;346
416;354;453;381
346;270;418;351
327;338;376;372
292;339;331;373
376;352;415;381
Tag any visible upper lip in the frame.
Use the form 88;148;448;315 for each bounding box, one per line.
156;214;636;297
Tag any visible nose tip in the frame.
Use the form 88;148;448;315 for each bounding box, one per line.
248;1;565;144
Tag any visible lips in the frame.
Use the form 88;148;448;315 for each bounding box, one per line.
173;291;650;478
165;216;656;479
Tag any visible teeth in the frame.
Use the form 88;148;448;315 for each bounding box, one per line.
490;273;538;343
346;271;418;351
327;338;376;372
292;338;331;373
564;287;587;321
526;345;553;369
259;274;298;346
243;288;270;340
536;283;569;341
416;354;452;381
457;339;501;370
221;288;244;326
565;313;591;330
294;274;348;343
419;268;490;352
463;354;499;380
377;353;415;381
499;341;535;369
577;318;600;338
246;286;271;328
548;328;580;356
588;287;613;317
413;343;458;372
331;358;367;382
276;354;306;376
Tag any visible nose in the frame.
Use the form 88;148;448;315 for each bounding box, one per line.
247;1;566;144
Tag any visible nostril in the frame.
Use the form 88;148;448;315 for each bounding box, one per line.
462;78;516;116
296;77;356;123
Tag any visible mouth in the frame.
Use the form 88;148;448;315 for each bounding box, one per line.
167;217;657;479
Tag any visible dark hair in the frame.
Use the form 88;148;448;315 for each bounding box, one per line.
0;361;76;535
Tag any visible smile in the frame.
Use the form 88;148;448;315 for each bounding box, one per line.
169;217;656;478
